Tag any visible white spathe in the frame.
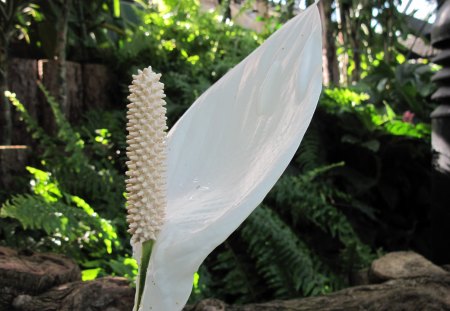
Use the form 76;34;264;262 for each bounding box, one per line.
137;2;322;310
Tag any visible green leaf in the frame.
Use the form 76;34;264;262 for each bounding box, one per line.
113;0;121;18
361;139;380;152
82;268;102;281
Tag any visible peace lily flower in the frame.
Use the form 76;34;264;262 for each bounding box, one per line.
126;2;322;310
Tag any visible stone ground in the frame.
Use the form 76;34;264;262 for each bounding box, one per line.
1;248;449;311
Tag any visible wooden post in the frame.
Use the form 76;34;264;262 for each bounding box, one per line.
82;63;114;111
430;0;450;265
8;58;38;145
0;35;11;145
40;60;83;132
0;146;29;192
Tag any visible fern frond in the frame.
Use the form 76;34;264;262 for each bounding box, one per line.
210;243;260;303
0;193;118;257
296;123;326;172
272;165;375;270
5;91;53;146
241;205;335;298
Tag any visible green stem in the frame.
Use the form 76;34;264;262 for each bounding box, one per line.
137;239;154;309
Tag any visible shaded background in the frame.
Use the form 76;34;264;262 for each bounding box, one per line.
0;0;447;305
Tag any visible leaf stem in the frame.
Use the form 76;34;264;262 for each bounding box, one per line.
137;239;154;310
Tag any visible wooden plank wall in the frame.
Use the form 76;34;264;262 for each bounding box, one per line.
5;58;115;145
1;58;115;193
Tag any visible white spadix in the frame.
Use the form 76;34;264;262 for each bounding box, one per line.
129;2;322;310
126;68;167;245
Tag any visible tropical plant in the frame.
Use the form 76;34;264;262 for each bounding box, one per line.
125;4;324;309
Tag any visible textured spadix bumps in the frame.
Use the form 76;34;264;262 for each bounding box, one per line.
126;67;167;245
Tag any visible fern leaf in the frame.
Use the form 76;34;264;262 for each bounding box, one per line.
241;205;334;298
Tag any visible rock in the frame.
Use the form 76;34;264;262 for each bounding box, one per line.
187;299;227;311
12;277;135;311
186;251;450;311
2;249;450;311
369;251;447;282
186;275;450;311
0;246;80;309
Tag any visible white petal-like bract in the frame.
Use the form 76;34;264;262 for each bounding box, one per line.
139;3;322;310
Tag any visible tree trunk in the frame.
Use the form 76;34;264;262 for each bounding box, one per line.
54;0;72;115
255;0;269;20
382;0;395;64
319;0;340;86
338;2;361;83
336;0;349;85
348;20;361;82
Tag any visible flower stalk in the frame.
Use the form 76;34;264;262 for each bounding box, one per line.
126;67;167;310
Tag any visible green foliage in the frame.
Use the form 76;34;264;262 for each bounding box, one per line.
241;206;333;298
271;165;375;268
328;0;420;83
1;167;118;259
207;243;260;302
114;0;261;126
3;86;133;280
0;1;36;46
78;108;128;171
37;83;89;167
312;87;431;258
295;123;327;172
32;84;127;222
5;90;52;144
321;87;431;138
17;0;126;62
360;60;437;120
